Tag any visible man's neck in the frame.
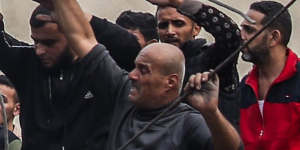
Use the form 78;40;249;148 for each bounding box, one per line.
258;46;287;80
257;46;288;99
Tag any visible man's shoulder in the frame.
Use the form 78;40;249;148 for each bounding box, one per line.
9;138;22;150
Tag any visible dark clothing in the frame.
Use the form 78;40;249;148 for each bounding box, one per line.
0;30;119;150
78;44;213;150
240;49;300;150
0;126;21;150
178;1;241;130
0;16;141;150
79;4;242;131
91;1;241;129
108;100;213;150
90;16;141;71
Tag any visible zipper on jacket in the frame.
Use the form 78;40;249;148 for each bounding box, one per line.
48;76;52;101
258;102;265;140
60;70;64;80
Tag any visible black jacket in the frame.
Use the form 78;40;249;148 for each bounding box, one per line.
0;16;138;150
178;2;241;129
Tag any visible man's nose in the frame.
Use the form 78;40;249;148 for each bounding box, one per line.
35;44;46;56
166;24;176;35
128;69;138;80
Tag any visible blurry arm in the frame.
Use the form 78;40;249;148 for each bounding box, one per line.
89;16;141;71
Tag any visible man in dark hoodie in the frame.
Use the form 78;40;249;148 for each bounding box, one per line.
0;4;142;150
34;0;242;150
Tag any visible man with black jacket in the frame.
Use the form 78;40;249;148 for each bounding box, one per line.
147;0;241;129
35;0;242;150
0;4;141;150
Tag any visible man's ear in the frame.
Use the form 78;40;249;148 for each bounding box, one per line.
13;103;20;117
146;39;158;46
166;74;179;91
192;24;201;38
270;29;281;47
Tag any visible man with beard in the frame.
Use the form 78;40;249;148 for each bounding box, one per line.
239;1;300;150
0;4;141;150
146;0;241;130
36;0;242;150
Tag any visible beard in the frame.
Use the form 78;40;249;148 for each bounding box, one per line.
40;47;74;72
242;34;270;65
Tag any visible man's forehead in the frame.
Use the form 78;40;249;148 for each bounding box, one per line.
0;84;15;96
244;9;265;25
157;6;189;20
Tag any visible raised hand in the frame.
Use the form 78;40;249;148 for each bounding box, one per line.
184;71;219;116
145;0;184;7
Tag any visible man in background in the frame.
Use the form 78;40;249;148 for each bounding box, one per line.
0;75;21;150
239;1;300;150
116;10;159;48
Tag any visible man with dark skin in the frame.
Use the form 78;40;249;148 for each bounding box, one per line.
0;4;140;150
3;0;241;131
36;0;242;150
146;0;241;130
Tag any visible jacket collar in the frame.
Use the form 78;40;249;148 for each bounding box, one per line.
245;48;298;98
180;38;207;58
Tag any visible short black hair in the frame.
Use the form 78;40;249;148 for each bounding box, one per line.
0;75;19;103
30;5;53;28
116;10;159;41
250;1;292;46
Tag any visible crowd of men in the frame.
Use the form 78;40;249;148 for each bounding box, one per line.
0;0;298;150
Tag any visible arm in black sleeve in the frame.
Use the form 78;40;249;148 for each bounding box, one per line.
89;16;141;71
178;0;241;56
178;0;241;90
0;21;34;78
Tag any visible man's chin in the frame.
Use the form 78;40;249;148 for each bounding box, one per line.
167;41;181;47
41;62;55;70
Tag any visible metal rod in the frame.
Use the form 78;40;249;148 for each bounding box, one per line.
208;0;256;24
116;0;297;149
209;0;296;79
0;94;9;150
117;91;191;150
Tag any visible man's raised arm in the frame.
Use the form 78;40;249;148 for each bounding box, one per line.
50;0;97;57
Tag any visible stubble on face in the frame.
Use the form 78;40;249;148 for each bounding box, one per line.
242;33;270;65
156;7;197;48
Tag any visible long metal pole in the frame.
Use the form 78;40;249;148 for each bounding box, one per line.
117;0;297;149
